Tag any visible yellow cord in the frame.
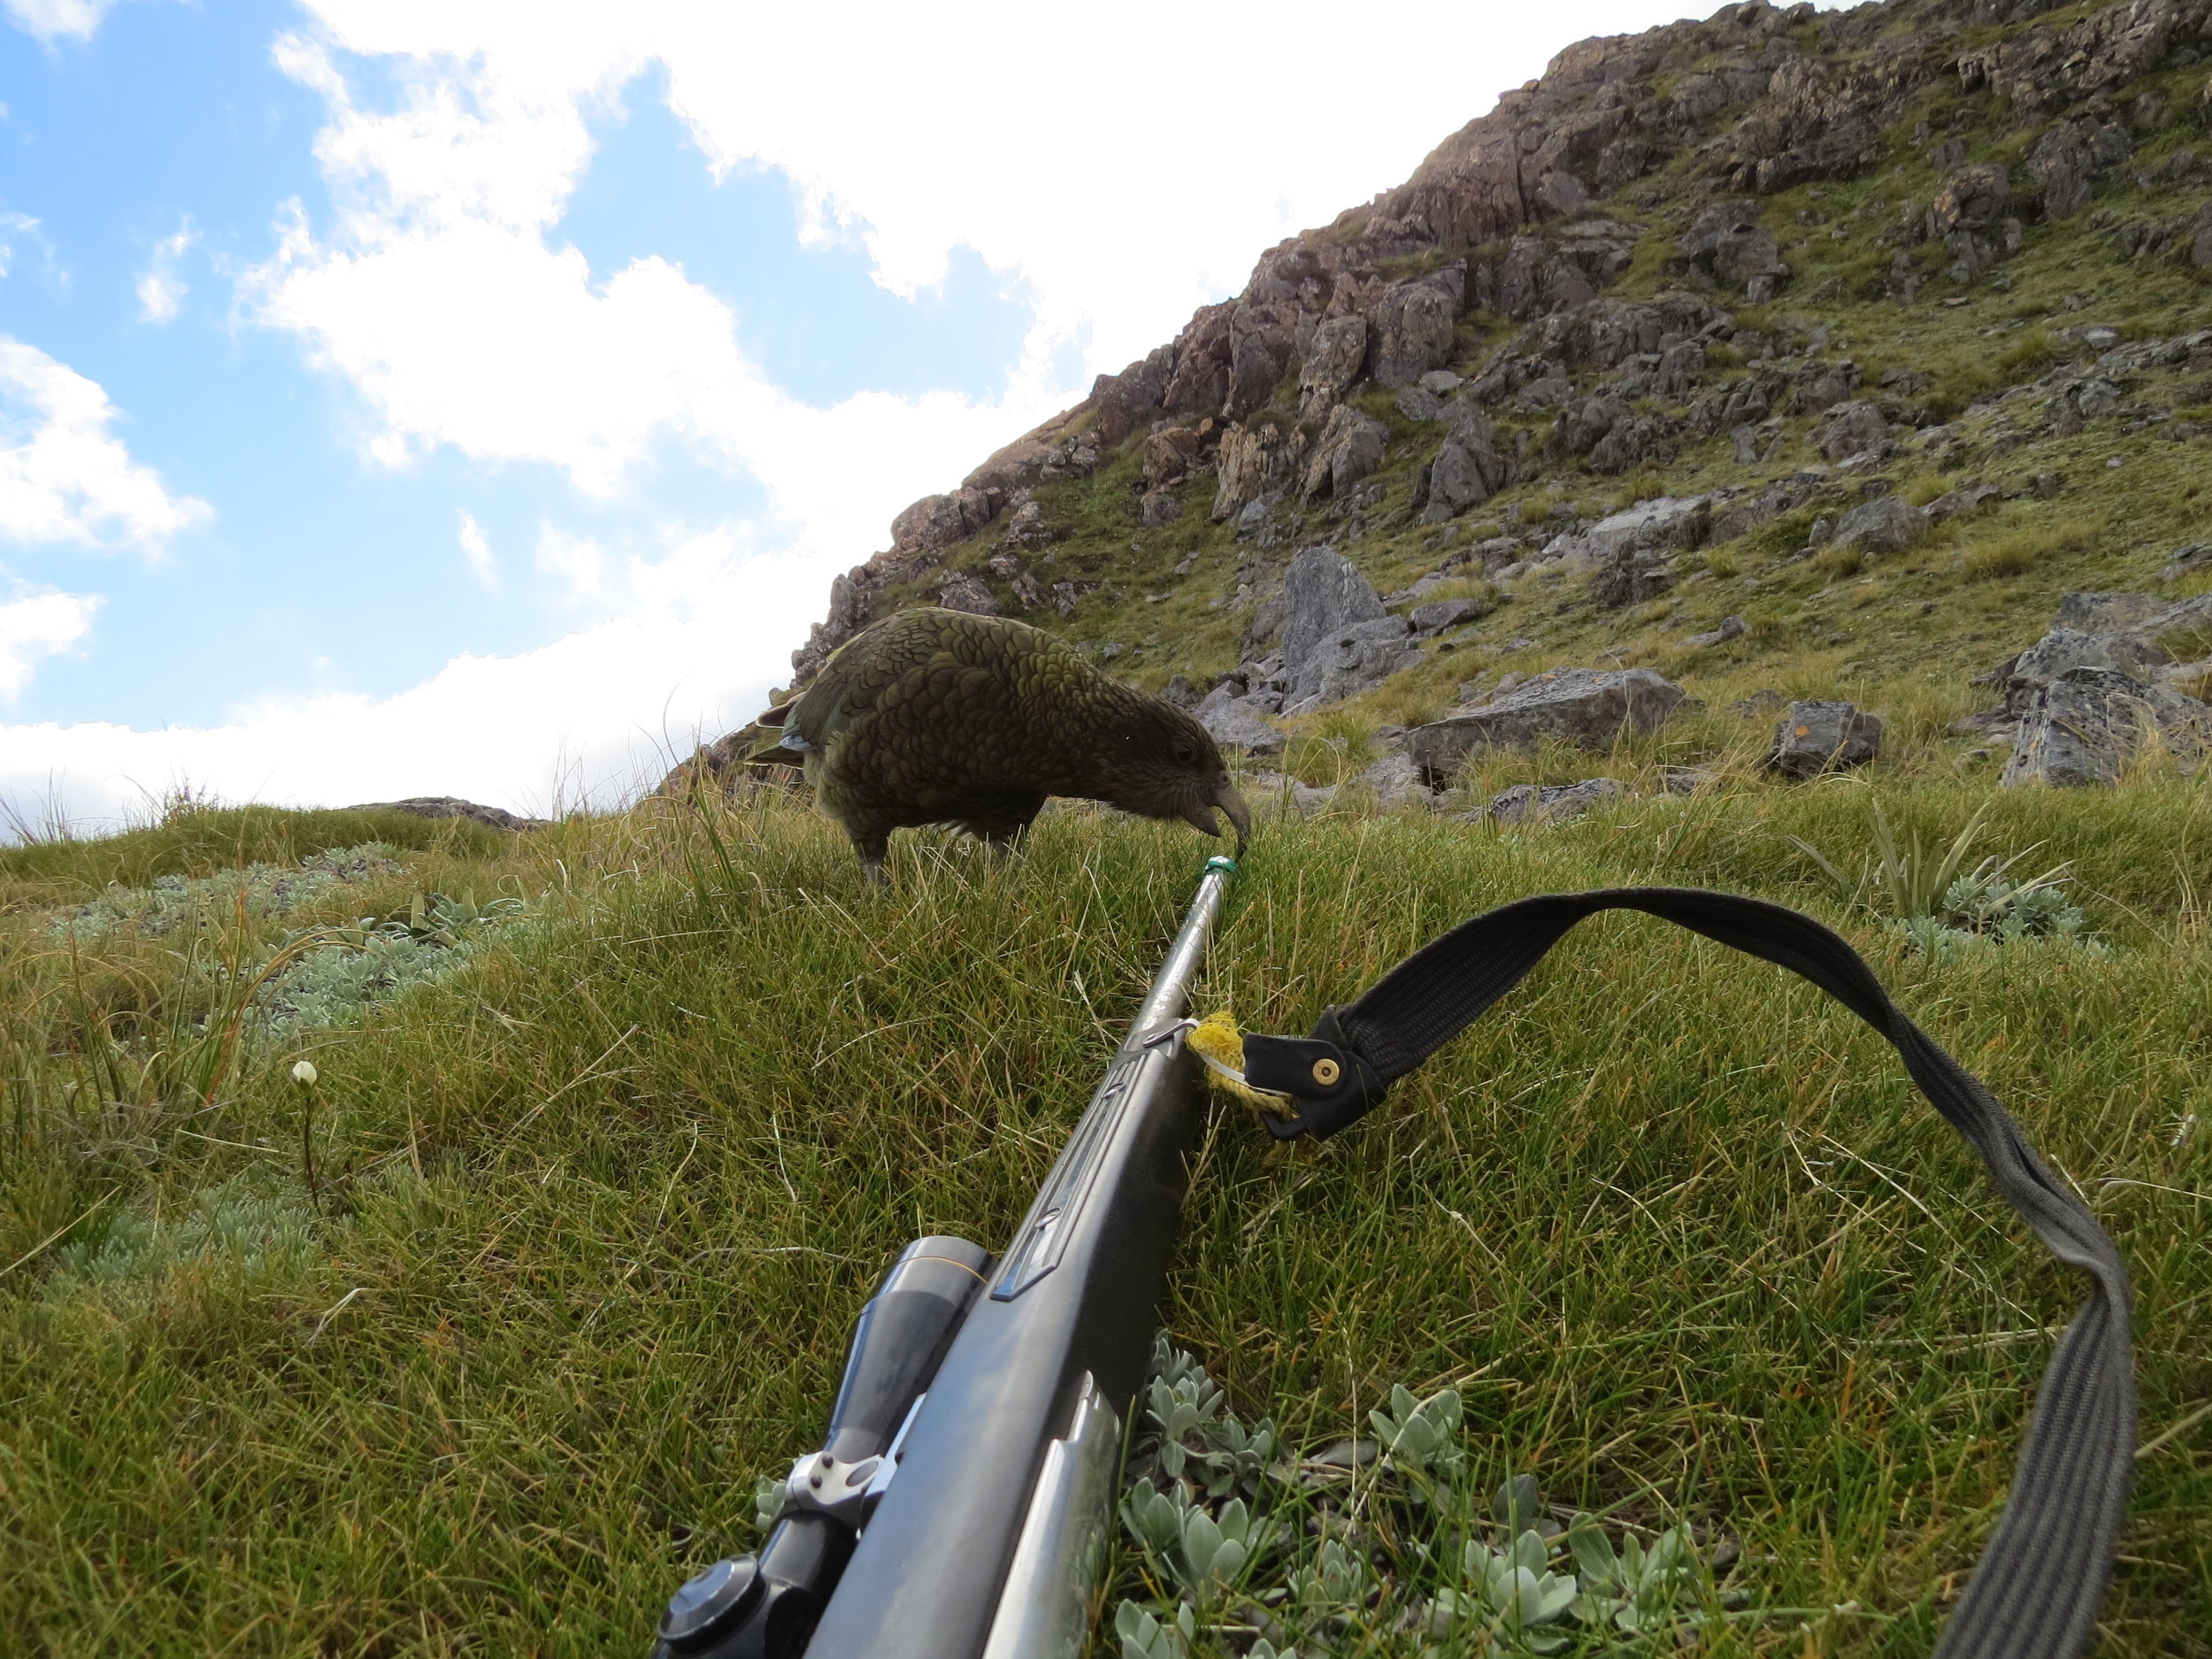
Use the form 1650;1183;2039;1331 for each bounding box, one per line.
1187;1010;1294;1111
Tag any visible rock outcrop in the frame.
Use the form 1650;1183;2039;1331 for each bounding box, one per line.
349;795;549;830
1256;546;1423;710
2001;666;2212;786
1418;408;1509;521
1302;406;1389;503
1830;495;1930;555
1486;777;1627;824
1408;667;1685;785
1193;686;1288;756
1767;701;1883;776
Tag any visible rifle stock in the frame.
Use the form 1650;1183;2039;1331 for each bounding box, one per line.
654;855;1237;1659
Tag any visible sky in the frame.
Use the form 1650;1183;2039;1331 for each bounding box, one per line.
0;0;1754;829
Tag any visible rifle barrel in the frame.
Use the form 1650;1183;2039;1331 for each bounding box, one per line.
803;856;1237;1659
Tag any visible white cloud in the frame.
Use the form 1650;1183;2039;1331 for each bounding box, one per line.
3;0;117;42
0;337;211;551
0;523;818;822
134;222;194;323
0;211;54;281
288;1;1736;385
250;1;1760;518
457;511;497;591
0;588;98;697
532;520;608;603
243;29;1052;519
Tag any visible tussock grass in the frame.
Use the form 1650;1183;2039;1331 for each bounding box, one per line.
1959;517;2102;584
1;787;2206;1654
1813;543;1867;579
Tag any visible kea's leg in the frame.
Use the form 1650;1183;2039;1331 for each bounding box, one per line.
849;826;893;885
960;796;1046;863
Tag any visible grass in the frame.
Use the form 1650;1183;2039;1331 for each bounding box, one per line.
1959;519;2101;584
1;780;2207;1656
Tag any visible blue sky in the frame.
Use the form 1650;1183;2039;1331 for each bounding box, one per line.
0;0;1728;824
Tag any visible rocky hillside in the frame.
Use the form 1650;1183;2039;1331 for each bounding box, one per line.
685;0;2212;803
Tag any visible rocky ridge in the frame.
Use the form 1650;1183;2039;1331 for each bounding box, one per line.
676;0;2212;808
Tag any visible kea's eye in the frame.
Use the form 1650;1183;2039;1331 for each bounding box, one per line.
1171;738;1196;764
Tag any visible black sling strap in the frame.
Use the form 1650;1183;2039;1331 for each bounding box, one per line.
1240;887;2133;1659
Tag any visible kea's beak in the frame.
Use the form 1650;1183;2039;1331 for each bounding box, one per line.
1214;784;1251;856
1180;785;1251;856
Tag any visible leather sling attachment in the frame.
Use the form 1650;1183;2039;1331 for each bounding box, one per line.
1240;887;2134;1659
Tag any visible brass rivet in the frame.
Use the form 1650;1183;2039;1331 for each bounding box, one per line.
1311;1057;1341;1087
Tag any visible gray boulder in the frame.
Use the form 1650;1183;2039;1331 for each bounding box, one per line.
2195;199;2212;270
2163;659;2212;695
2003;628;2170;709
1227;333;1286;419
1421;409;1509;521
891;490;981;555
1298;315;1369;419
936;572;998;615
1767;701;1882;777
1543;496;1710;565
1932;163;2010;233
1140;427;1201;487
1302;405;1388;503
1409;595;1491;635
1270;546;1420;707
1544;496;1709;611
1590;547;1675;610
1819;401;1890;462
1830;495;1930;555
1139;488;1183;526
1239;771;1336;816
1194;687;1286;757
2002;667;2211;787
1280;545;1385;663
1395;385;1447;422
2162;542;2212;582
1679;201;1789;294
1686;614;1748;649
1368;269;1464;386
2154;593;2212;634
1286;618;1422;712
2029;119;2127;219
1348;751;1435;807
1929;163;2016;282
1486;777;1625;825
1408;667;1685;783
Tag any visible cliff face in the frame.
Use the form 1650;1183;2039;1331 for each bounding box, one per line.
749;0;2212;767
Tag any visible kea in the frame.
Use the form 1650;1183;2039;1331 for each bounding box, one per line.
761;607;1250;879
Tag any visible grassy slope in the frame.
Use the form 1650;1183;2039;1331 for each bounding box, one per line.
1;784;2206;1655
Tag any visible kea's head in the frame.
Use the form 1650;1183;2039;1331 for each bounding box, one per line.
1091;703;1251;855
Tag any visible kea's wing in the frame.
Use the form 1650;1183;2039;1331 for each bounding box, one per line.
788;613;952;749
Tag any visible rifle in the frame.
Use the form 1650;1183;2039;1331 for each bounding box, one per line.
652;870;2135;1659
652;853;1240;1659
